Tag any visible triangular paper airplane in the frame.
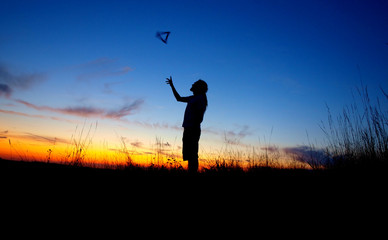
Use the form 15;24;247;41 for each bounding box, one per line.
156;31;170;44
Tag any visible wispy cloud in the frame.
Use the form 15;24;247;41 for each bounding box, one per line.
223;125;253;145
0;130;8;139
260;146;279;153
130;141;143;148
75;57;116;68
226;125;252;139
74;57;133;82
282;145;328;166
15;99;144;120
0;130;68;144
0;84;12;98
0;109;77;123
21;132;69;144
103;81;125;94
0;63;46;98
106;100;144;119
77;66;133;81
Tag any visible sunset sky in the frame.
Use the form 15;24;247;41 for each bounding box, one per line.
1;0;387;163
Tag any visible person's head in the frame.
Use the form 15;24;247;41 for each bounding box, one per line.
190;79;208;95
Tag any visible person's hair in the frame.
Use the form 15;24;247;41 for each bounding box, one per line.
194;79;208;94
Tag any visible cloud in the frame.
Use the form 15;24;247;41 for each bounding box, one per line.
130;141;143;148
58;106;106;118
76;57;117;68
74;58;133;81
0;83;12;98
282;145;328;168
106;99;144;119
0;109;78;123
223;125;253;145
21;133;69;145
0;130;8;139
227;125;252;138
103;81;125;94
260;146;279;153
0;130;68;144
77;67;133;81
0;63;46;98
15;99;144;120
283;145;322;157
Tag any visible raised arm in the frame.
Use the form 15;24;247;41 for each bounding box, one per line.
166;76;187;102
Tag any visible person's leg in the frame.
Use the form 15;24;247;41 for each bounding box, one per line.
182;128;191;161
188;158;198;173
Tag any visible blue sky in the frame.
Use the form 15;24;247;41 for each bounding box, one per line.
1;0;388;155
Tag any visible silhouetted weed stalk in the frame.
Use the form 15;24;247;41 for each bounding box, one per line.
119;136;133;167
65;121;98;167
200;141;297;173
321;85;388;169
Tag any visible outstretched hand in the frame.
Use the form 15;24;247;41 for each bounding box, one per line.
165;75;183;101
165;76;173;86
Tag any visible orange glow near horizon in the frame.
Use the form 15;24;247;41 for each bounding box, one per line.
0;118;312;170
0;134;185;168
0;133;312;171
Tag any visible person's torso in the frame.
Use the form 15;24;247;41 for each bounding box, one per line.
182;95;207;127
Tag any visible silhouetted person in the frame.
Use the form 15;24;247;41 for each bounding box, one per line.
166;76;208;173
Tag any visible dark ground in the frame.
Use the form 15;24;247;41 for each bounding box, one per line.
1;158;386;230
1;158;385;189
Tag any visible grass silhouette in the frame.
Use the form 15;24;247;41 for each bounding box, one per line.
2;85;387;180
321;84;388;170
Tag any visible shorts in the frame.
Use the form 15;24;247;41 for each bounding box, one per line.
182;127;201;161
